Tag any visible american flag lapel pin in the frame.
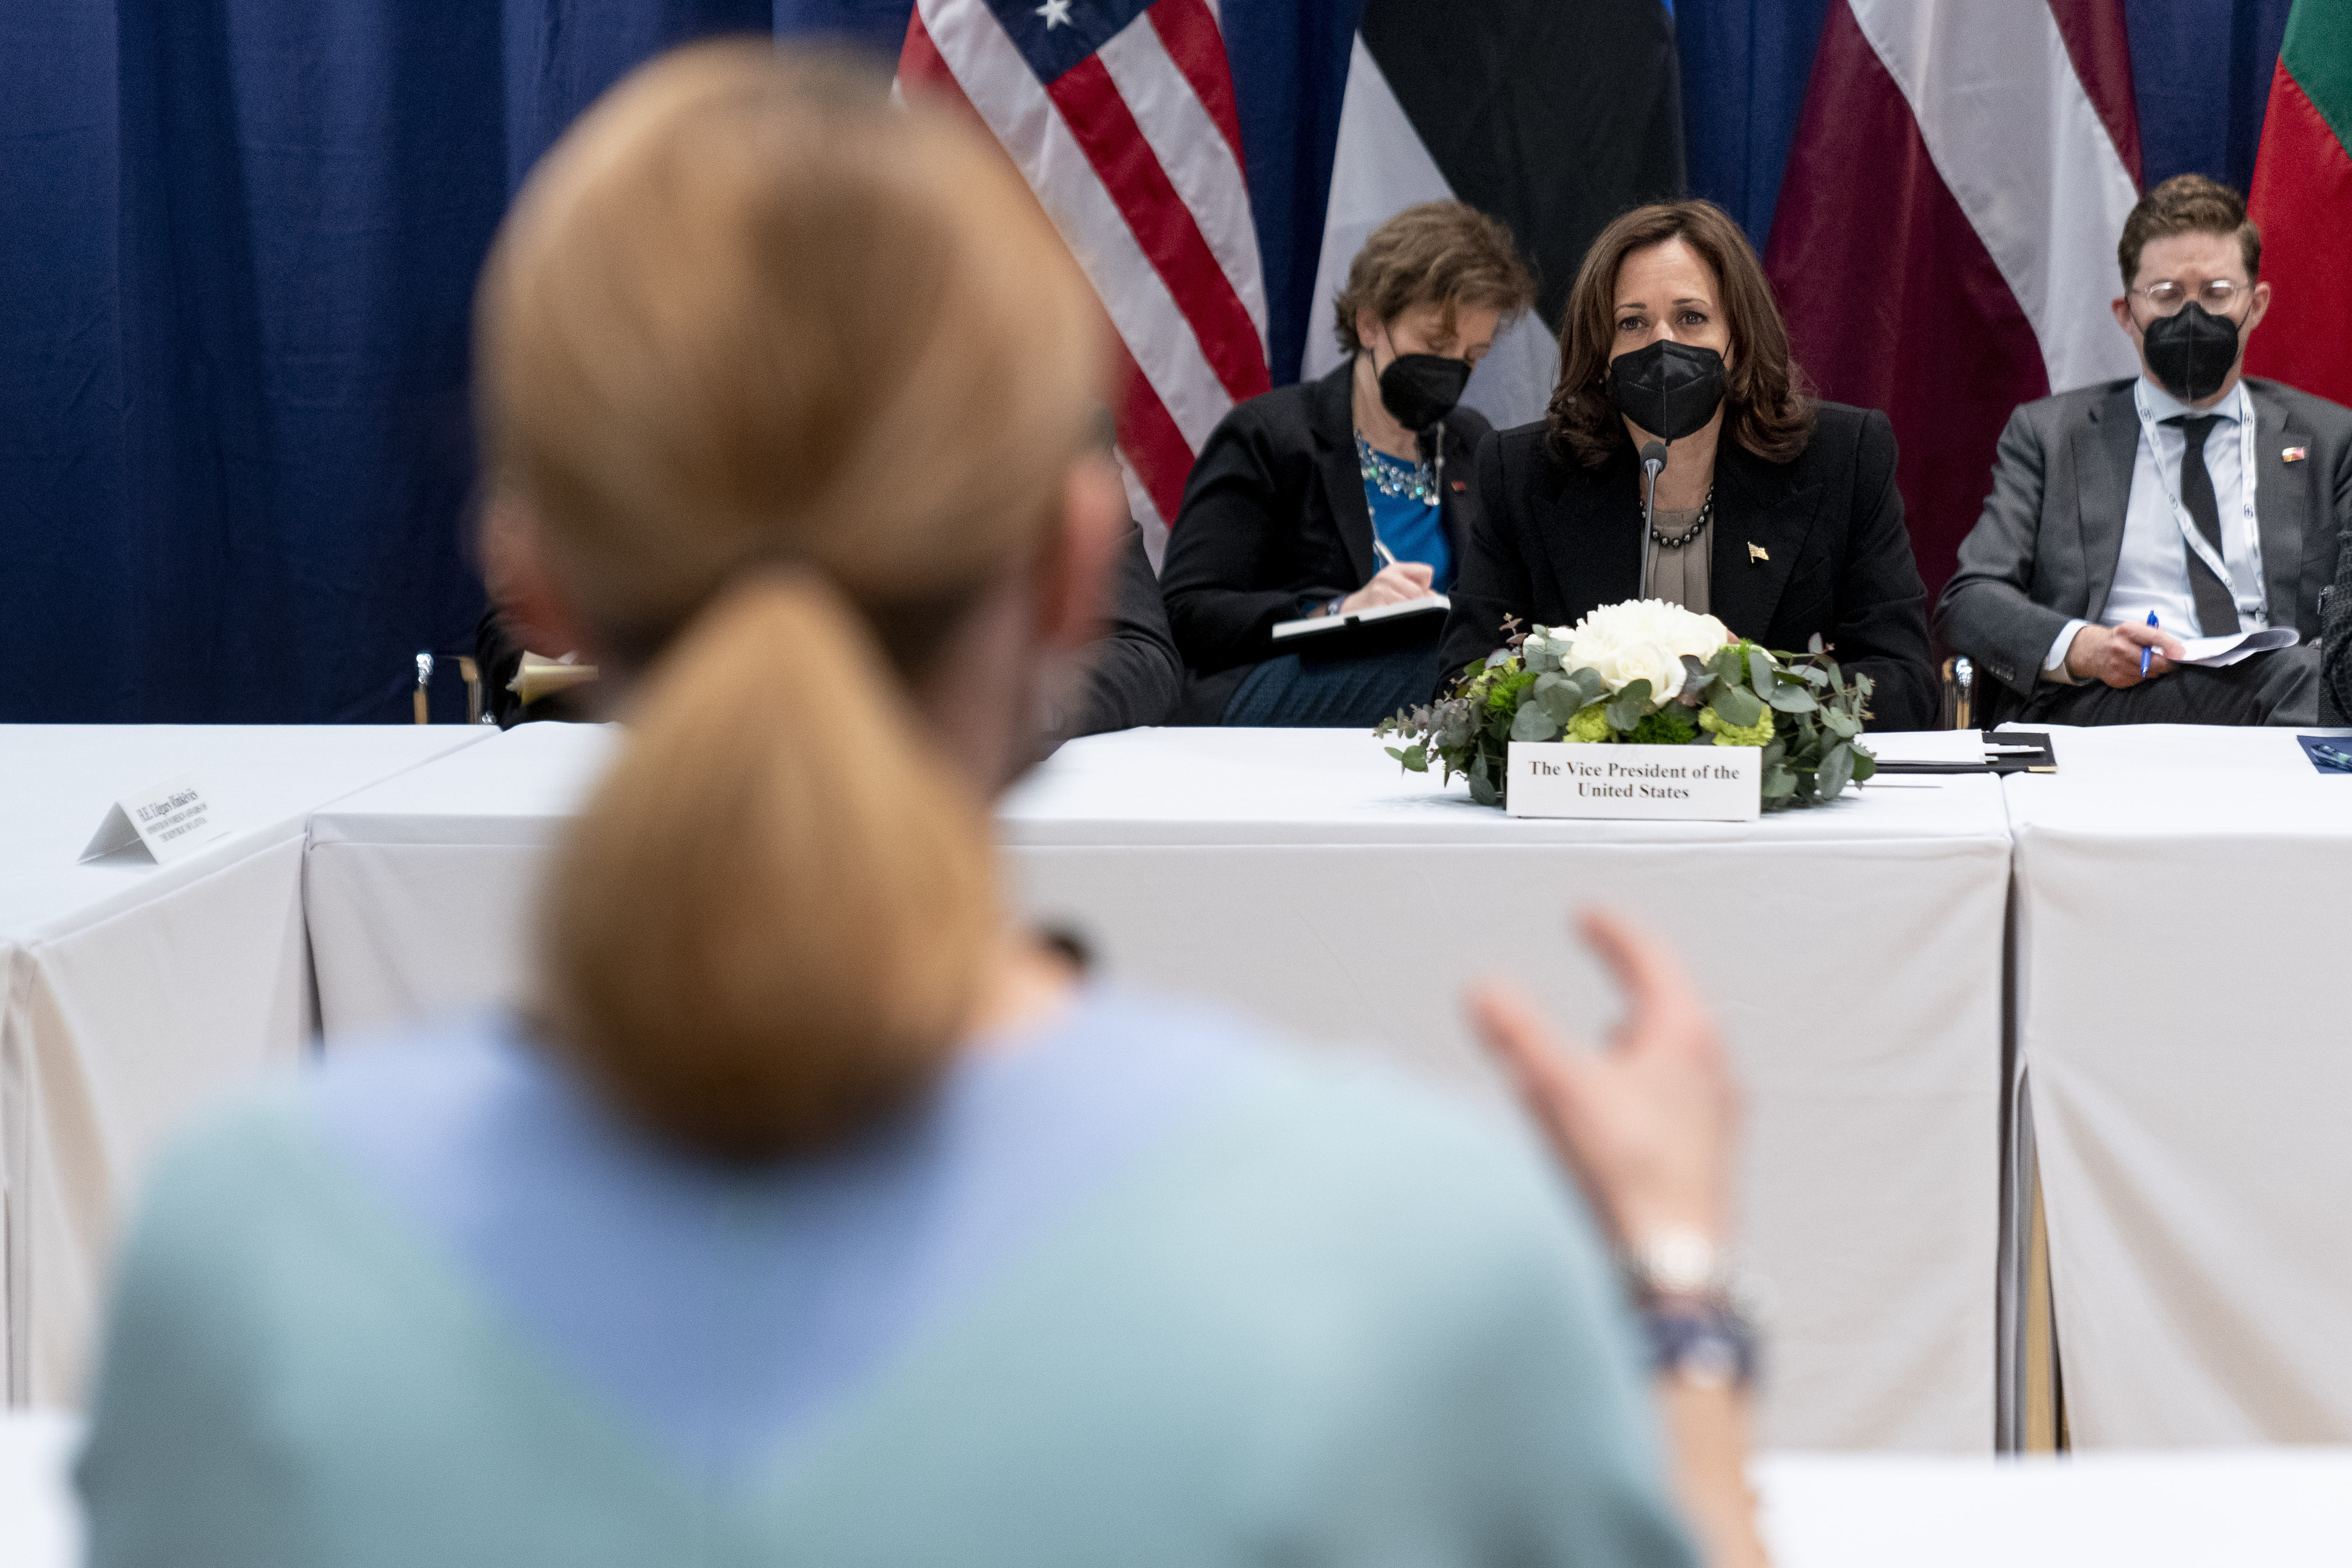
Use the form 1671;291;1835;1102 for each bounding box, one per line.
2283;446;2308;464
1748;542;1769;563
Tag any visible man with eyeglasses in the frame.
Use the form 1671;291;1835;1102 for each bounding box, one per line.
1938;174;2352;726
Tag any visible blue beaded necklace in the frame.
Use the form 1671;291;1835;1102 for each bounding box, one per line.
1355;430;1436;505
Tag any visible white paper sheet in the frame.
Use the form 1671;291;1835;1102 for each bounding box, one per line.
2161;626;2299;667
1861;729;1987;765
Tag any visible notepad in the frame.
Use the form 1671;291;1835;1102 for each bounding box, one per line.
1270;593;1449;643
2162;626;2300;667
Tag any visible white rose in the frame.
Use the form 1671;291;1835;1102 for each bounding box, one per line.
1560;599;1727;691
1626;599;1730;661
1587;640;1684;705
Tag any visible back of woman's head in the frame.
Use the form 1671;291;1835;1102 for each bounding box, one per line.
474;42;1106;1160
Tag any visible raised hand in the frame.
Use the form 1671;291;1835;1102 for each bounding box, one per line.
1467;908;1737;1252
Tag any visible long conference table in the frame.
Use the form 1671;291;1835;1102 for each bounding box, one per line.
0;725;494;1405
306;722;2010;1451
8;719;2351;1456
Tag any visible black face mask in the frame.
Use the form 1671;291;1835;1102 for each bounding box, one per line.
1377;352;1473;430
1607;339;1726;443
2142;301;2242;404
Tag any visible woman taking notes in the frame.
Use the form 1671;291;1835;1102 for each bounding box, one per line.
1161;202;1535;726
1437;201;1937;729
78;48;1762;1568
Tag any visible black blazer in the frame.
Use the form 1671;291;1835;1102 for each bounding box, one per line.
1438;403;1939;730
1067;522;1183;741
1160;360;1493;719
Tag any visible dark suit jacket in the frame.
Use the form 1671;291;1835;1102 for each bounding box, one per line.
1937;377;2352;719
1438;404;1938;730
1159;360;1492;720
1062;523;1183;742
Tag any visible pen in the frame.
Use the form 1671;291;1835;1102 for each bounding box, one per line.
2140;611;2158;677
1372;538;1399;572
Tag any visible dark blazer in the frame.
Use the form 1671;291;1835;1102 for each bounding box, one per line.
1937;377;2352;717
1159;360;1493;720
1439;403;1938;730
1064;523;1184;741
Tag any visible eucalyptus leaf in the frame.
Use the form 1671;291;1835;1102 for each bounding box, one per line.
1511;703;1562;742
1765;682;1819;713
1533;672;1584;724
1469;770;1499;806
1817;740;1854;798
1711;684;1764;727
1821;709;1860;738
1850;746;1876;782
1747;645;1777;696
1761;766;1798;800
1403;743;1428;773
1604;678;1653;732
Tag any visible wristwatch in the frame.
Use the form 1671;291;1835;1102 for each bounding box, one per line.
1621;1226;1736;1300
1644;1298;1758;1390
1622;1227;1760;1390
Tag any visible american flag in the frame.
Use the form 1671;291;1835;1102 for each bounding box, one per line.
899;0;1270;557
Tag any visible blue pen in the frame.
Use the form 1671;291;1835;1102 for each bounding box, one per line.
2140;611;2158;676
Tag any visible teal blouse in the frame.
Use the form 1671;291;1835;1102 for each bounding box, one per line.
77;987;1693;1568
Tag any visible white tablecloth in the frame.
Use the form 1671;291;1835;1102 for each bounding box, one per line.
0;725;492;1404
1752;1446;2352;1566
305;725;2009;1451
2005;724;2352;1446
304;721;622;1039
5;1404;2343;1568
0;1411;79;1568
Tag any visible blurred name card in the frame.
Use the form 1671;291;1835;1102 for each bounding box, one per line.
509;652;599;707
79;774;231;864
1506;743;1760;823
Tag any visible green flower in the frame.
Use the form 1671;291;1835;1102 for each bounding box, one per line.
1629;706;1698;745
1564;703;1613;742
1485;668;1538;713
1699;704;1777;747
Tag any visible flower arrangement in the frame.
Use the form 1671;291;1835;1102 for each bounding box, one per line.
1375;599;1877;810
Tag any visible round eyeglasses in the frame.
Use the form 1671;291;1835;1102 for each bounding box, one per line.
2129;279;2248;316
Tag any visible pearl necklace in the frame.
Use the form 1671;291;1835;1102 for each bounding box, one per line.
1650;486;1714;550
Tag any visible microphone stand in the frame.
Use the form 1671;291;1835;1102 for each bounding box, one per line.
1638;440;1668;601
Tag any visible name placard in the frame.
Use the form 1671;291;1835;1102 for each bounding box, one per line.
1506;742;1760;823
79;773;231;864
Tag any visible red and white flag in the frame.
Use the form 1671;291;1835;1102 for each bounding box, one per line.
1765;0;2145;604
899;0;1270;559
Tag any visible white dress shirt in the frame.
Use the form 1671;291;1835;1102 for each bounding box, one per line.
2041;376;2265;678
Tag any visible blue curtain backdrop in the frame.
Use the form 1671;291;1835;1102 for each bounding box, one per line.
0;0;2299;721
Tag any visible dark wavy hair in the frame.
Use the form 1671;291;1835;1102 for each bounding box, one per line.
1546;200;1814;470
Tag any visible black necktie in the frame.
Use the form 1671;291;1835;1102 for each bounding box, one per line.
2162;414;2239;636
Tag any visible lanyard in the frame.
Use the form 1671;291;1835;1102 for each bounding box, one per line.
2131;380;2265;627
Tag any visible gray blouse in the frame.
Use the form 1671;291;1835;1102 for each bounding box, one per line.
1645;505;1711;615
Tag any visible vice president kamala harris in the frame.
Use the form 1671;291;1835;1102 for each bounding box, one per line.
1436;201;1937;729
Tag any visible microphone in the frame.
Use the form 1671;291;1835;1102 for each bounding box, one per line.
1638;440;1668;600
